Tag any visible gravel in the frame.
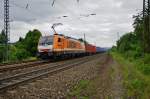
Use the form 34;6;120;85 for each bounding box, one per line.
0;54;107;99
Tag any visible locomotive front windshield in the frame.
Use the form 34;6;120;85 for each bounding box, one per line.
39;36;53;45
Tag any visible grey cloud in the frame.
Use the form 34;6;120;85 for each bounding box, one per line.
0;0;142;47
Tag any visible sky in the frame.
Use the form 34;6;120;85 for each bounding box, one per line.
0;0;142;47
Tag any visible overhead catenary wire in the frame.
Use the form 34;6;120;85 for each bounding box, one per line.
51;0;56;7
10;0;94;22
10;1;72;22
26;4;29;9
10;1;40;17
2;0;95;24
51;0;80;6
8;0;82;37
7;0;95;37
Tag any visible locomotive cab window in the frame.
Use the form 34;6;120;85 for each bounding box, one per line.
58;38;61;42
39;36;53;45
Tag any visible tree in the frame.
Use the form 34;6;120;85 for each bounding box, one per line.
0;30;7;44
23;29;42;56
0;29;42;62
0;46;6;62
15;29;42;59
133;11;150;53
117;32;142;58
117;33;137;52
0;30;7;62
143;15;150;53
143;0;150;53
133;13;143;40
18;37;24;42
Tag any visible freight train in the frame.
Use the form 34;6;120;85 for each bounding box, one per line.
37;33;96;59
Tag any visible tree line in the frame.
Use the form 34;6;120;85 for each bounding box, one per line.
0;29;41;62
115;9;150;57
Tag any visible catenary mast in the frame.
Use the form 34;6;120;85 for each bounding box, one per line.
4;0;10;61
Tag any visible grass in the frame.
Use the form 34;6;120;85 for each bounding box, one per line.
67;60;113;99
111;52;150;99
67;80;91;99
67;78;108;99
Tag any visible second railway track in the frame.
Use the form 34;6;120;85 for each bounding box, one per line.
0;57;86;73
0;60;50;73
0;56;93;93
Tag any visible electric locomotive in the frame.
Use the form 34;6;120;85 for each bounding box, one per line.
37;33;86;59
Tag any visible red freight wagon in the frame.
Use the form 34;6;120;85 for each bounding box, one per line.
85;44;96;54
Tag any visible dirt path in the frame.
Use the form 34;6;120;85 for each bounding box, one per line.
94;55;125;98
94;54;125;98
67;54;125;99
111;60;125;99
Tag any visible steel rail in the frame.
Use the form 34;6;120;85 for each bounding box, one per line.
0;58;90;92
0;58;82;82
0;60;50;72
0;60;40;66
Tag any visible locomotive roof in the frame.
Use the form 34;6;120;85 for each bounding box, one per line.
42;34;86;43
54;33;80;42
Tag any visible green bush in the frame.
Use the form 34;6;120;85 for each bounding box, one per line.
135;54;150;75
15;49;30;60
142;64;150;75
130;79;146;96
137;64;150;75
143;54;150;64
9;45;30;61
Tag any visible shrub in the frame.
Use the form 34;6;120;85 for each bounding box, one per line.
15;49;30;60
143;54;150;64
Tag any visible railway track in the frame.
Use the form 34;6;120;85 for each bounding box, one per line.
0;60;50;73
0;60;39;66
0;57;85;73
0;57;91;92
